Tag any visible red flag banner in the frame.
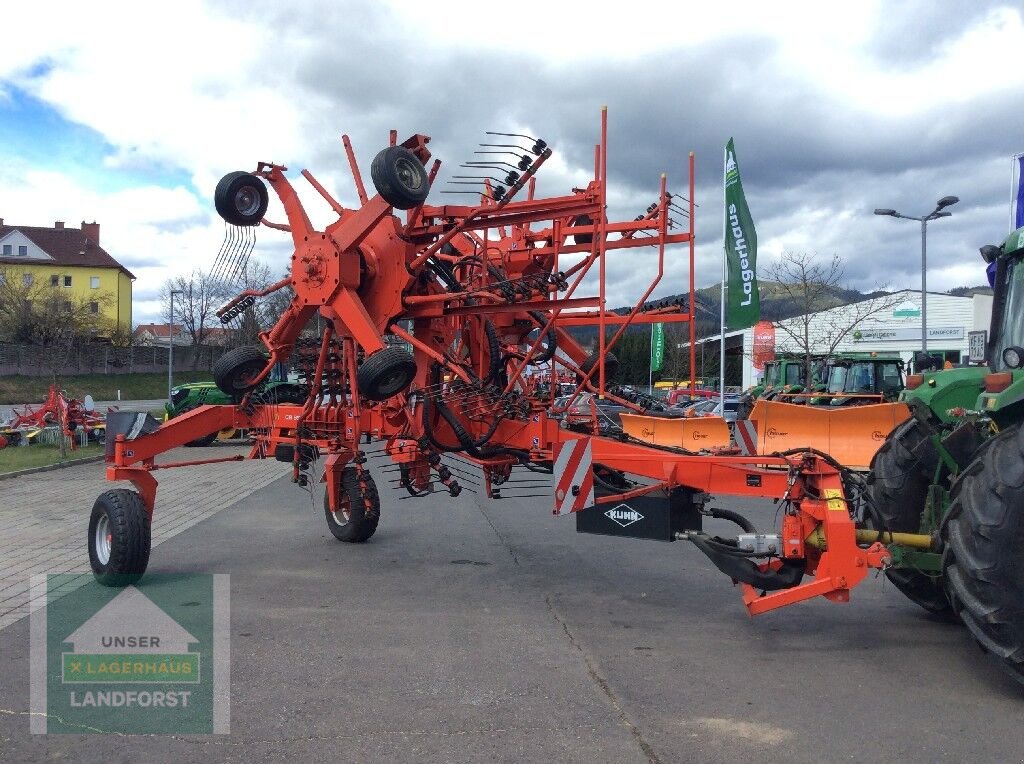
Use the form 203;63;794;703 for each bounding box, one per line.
752;320;775;372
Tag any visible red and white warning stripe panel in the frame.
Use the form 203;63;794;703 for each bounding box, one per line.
552;438;596;515
734;419;758;456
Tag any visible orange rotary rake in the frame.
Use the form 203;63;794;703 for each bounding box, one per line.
91;111;908;622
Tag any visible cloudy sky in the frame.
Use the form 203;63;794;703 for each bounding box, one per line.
1;0;1021;325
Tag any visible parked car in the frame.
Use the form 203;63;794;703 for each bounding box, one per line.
561;392;629;434
686;396;741;422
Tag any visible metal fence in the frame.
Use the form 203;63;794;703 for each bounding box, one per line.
0;343;230;377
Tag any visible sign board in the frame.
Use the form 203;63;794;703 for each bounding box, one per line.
968;330;987;363
892;301;921;318
852;326;964;343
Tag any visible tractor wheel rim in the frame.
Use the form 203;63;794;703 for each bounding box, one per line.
395;157;423;191
331;495;352;526
234;186;262;216
95;514;112;566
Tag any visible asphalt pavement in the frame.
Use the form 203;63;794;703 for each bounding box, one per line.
1;462;1022;762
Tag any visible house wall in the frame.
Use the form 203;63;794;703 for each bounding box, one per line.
0;262;132;333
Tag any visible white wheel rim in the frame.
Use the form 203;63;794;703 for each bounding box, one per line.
331;503;352;526
95;514;112;566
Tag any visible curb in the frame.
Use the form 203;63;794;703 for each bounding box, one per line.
0;454;106;482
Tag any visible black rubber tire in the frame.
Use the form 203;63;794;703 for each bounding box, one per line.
370;147;430;210
88;489;151;587
213;346;268;396
577;351;619;383
214;171;269;226
324;468;380;543
867;417;952;615
357;347;416;401
943;424;1024;686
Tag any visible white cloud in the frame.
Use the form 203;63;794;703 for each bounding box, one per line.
1;0;1021;326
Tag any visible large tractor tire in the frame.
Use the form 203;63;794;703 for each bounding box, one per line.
324;468;380;543
943;424;1024;686
867;417;952;615
213;346;268;397
178;404;218;447
88;489;151;587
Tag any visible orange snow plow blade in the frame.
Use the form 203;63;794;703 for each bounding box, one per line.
619;413;732;450
749;400;911;470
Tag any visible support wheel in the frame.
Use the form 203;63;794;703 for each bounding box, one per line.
370;147;430;210
89;489;151;586
943;424;1024;686
325;469;380;543
213;346;268;396
357;347;417;401
867;417;952;614
214;171;269;226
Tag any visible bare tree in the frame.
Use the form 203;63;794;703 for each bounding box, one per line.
0;267;114;348
661;324;691;384
764;251;902;380
160;270;219;360
227;260;294;348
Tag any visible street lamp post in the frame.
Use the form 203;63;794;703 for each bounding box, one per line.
168;289;184;404
874;195;959;358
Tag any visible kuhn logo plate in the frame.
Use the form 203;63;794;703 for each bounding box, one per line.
604;504;644;528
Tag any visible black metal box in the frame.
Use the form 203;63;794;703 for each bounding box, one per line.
575;488;702;542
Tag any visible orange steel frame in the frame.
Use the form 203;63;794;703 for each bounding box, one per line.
103;111;891;615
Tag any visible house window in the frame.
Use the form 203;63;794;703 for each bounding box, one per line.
0;272;5;284
2;244;10;255
18;245;27;256
61;301;72;313
90;276;100;289
89;301;99;314
63;275;72;287
51;275;60;286
22;273;33;287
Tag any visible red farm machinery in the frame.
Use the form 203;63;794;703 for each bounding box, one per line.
90;111;954;666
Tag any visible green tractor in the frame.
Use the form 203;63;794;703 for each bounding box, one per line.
167;360;307;446
868;225;1024;683
821;351;905;406
752;355;808;400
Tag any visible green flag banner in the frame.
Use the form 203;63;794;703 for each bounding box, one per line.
650;323;665;372
724;138;759;330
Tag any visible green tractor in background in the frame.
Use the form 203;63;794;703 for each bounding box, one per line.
821;351;905;406
167;360;307;446
869;225;1024;684
751;354;808;400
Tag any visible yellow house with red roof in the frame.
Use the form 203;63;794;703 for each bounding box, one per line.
0;218;134;334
